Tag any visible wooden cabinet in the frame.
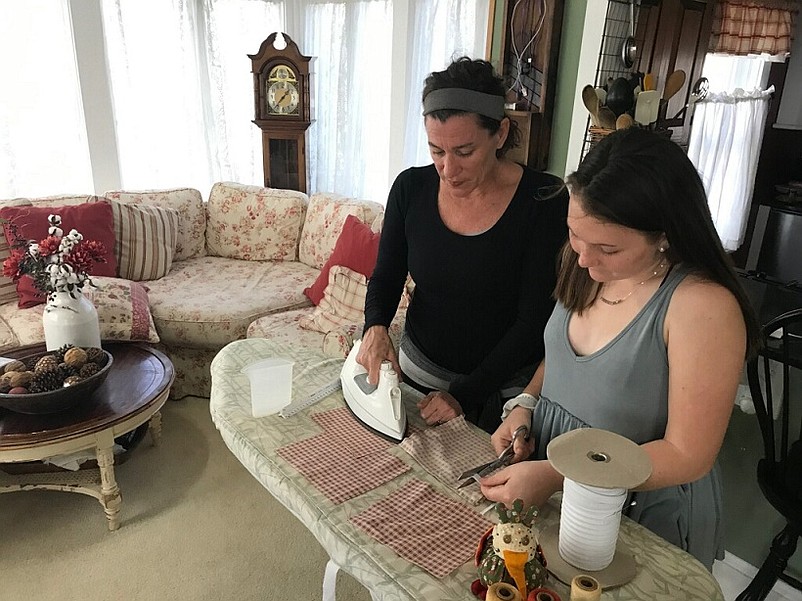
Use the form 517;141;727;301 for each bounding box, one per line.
635;0;715;146
491;0;565;170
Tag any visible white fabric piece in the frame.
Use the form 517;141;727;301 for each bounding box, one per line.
735;357;784;420
687;87;773;252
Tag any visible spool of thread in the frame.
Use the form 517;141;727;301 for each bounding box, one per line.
486;582;522;601
527;587;562;601
559;478;626;571
570;575;601;601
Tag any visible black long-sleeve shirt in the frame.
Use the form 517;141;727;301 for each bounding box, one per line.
364;164;568;413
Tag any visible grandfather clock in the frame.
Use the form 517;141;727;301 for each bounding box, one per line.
249;32;314;193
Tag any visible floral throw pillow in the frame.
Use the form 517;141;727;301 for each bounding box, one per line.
84;277;160;343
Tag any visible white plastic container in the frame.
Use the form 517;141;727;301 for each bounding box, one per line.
241;357;294;417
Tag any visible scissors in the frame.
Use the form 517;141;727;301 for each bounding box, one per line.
457;424;529;489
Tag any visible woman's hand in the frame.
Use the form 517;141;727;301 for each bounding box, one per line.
491;406;534;462
418;391;463;426
480;460;562;509
357;325;401;385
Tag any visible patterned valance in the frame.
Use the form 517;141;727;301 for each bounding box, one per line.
709;0;801;57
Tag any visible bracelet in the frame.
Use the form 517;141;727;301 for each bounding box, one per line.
501;392;539;420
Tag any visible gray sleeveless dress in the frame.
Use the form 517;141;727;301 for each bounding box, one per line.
533;265;723;570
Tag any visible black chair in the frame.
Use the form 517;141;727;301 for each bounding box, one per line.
737;308;802;601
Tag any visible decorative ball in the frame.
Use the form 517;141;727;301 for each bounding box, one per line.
9;386;29;394
63;375;83;387
3;360;26;374
64;347;88;369
9;371;34;388
85;347;105;366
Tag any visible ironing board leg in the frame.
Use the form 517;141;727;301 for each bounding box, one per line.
323;559;340;601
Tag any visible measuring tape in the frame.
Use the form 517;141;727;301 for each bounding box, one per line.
279;378;342;418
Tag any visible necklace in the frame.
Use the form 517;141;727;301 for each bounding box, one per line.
599;259;667;306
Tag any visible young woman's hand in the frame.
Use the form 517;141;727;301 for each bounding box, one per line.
480;460;562;509
491;406;534;462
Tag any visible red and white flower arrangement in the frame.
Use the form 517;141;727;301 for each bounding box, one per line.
2;214;107;301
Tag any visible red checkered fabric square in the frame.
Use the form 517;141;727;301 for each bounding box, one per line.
277;430;409;505
350;478;493;578
400;416;498;505
311;406;393;458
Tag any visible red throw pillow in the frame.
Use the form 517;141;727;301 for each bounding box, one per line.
304;214;381;305
0;201;118;308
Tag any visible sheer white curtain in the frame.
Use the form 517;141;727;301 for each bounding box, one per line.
101;0;284;196
403;0;490;168
687;87;773;252
688;54;774;252
0;0;93;198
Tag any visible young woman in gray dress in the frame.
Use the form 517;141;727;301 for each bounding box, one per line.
480;127;760;569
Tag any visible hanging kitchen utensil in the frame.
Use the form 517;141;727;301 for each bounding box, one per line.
672;76;709;119
643;73;656;91
598;106;618;130
606;77;635;117
595;87;607;106
634;90;660;126
663;69;686;102
582;84;601;126
621;0;638;68
616;113;635;130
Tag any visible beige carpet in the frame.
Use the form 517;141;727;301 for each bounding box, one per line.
0;398;372;601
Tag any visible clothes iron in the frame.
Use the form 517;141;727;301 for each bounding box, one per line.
341;339;407;442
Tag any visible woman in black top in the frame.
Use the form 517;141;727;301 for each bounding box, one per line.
359;57;568;433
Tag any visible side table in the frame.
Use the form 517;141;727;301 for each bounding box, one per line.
0;342;174;530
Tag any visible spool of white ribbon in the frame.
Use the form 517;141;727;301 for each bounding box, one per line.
558;477;627;571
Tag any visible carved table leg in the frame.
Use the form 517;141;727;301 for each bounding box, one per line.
95;438;122;531
736;525;799;601
149;411;163;447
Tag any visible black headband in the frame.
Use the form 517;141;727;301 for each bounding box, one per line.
422;88;506;121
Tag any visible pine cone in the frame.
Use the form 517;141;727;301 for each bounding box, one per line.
3;360;26;374
58;362;77;380
64;347;88;369
63;375;83;387
53;344;74;364
29;369;63;393
79;362;100;379
85;347;106;366
34;355;59;374
22;356;39;371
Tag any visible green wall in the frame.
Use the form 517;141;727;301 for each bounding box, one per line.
548;0;588;177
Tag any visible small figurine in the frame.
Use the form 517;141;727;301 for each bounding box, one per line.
473;499;547;600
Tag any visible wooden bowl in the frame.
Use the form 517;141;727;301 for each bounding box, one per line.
0;350;113;415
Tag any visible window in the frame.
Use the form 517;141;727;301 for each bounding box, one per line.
2;0;488;203
0;0;93;198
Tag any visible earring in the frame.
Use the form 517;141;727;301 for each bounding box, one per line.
659;246;666;253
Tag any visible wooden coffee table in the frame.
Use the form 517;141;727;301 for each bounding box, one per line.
0;342;174;530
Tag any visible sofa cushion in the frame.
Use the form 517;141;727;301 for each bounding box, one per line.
0;276;160;349
206;182;308;261
304;214;380;305
143;256;317;348
111;201;180;281
0;200;119;308
104;187;206;261
298;193;384;270
246;307;331;351
300;265;367;334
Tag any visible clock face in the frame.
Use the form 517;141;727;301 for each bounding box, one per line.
267;80;300;115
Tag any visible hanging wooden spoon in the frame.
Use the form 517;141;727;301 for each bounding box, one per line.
663;70;687;102
582;85;601;126
616;113;635;130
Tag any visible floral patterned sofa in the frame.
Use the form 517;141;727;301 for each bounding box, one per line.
0;182;388;399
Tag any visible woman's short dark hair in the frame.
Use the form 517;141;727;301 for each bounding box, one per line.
556;127;760;358
422;57;520;157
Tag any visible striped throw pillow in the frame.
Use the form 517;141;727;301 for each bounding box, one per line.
111;201;180;281
299;265;367;334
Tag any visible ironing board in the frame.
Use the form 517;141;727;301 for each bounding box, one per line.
209;338;724;601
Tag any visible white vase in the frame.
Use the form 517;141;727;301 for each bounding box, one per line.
42;290;102;351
